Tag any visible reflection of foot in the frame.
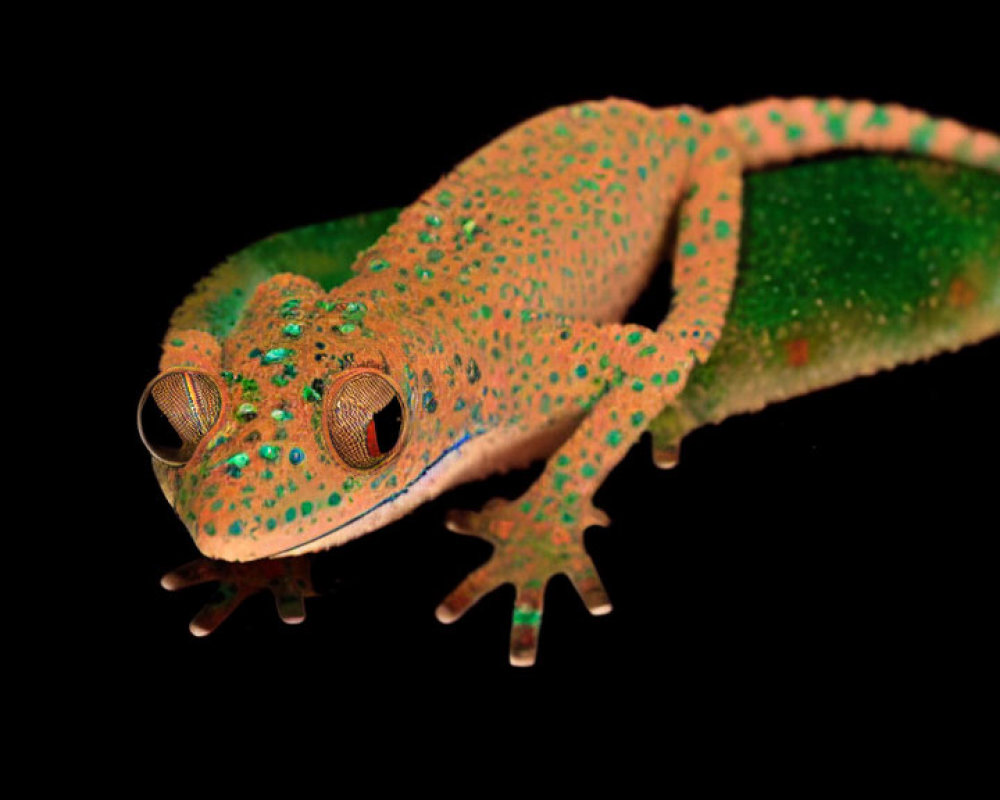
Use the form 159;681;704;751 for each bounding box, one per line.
437;495;612;666
161;556;316;636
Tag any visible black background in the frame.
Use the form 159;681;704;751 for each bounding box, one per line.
89;22;997;731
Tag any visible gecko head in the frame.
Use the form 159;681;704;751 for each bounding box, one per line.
138;276;443;561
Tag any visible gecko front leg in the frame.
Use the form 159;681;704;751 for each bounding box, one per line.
438;321;701;665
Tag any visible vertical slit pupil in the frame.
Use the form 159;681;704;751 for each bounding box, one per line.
371;395;402;455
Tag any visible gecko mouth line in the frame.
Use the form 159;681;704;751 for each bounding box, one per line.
271;431;476;557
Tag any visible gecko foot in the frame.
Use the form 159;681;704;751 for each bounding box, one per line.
436;497;612;666
161;556;317;636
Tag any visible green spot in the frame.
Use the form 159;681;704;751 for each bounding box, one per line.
581;463;596;478
575;364;588;378
786;125;804;142
631;380;644;391
606;430;623;446
170;338;184;347
228;521;243;535
302;384;321;403
328;492;341;506
824;113;848;143
425;214;442;227
261;348;291;364
715;220;732;239
259;445;280;461
681;242;698;257
865;106;890;128
226;453;250;469
512;608;542;626
630;411;645;427
427;249;444;263
626;331;642;345
369;259;390;272
285;507;296;522
342;302;368;321
437;190;454;207
666;370;680;384
910;121;937;153
282;323;302;338
301;501;313;516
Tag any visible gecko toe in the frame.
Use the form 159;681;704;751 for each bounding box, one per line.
275;594;306;625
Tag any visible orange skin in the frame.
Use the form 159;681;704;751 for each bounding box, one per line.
146;97;1000;664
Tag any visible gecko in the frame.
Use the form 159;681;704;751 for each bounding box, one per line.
139;97;1000;666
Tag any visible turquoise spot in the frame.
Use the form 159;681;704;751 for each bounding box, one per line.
289;448;305;465
285;507;296;522
681;242;698;256
328;492;341;506
228;521;243;535
262;348;291;364
575;365;588;378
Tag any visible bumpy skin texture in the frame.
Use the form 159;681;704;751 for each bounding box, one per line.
145;97;1000;664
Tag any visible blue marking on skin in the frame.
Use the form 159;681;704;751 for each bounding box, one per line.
275;432;475;555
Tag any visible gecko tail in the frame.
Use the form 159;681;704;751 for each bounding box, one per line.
713;97;1000;173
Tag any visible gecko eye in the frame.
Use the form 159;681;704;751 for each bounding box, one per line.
138;370;223;465
325;369;406;470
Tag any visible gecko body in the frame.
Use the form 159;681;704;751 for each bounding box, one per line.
140;98;1000;664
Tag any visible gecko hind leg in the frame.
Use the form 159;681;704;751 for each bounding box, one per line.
650;121;744;469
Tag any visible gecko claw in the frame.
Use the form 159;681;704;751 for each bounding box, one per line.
444;508;478;535
652;440;681;469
